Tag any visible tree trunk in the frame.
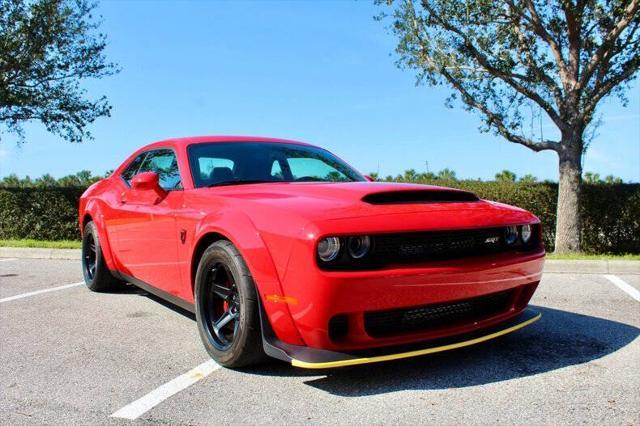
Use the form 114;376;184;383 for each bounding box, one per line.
554;143;583;253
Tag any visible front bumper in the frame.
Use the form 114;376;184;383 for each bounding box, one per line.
262;308;541;369
278;248;545;350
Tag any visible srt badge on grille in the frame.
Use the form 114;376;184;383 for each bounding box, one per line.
484;236;501;245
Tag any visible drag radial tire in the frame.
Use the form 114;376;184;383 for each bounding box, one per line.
81;221;123;292
195;240;266;368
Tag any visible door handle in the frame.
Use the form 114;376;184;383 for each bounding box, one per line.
120;192;127;204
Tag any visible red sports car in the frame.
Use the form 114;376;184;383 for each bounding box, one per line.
79;136;544;369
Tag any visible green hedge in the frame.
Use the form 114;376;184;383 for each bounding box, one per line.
0;187;83;241
410;179;639;253
0;182;638;253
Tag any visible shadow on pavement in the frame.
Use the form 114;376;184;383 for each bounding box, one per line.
110;282;196;320
245;306;639;396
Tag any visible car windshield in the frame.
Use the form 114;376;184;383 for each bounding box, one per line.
187;142;365;188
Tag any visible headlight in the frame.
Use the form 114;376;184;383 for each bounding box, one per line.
347;236;371;259
505;226;519;245
317;237;341;262
521;224;532;244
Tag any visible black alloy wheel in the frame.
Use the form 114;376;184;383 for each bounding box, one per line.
194;240;265;368
203;263;241;350
81;221;122;292
83;237;97;281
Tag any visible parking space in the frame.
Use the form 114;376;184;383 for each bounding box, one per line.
616;274;640;291
1;258;638;424
0;258;83;300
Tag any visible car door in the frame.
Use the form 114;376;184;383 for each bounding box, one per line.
114;148;184;296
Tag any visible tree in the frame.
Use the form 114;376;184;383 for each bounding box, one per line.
0;0;118;143
34;173;57;187
57;170;98;186
0;173;22;187
419;171;437;180
0;170;111;187
378;0;639;253
368;171;380;180
495;169;517;182
583;171;601;183
519;173;538;183
604;174;623;184
437;168;457;180
403;168;419;181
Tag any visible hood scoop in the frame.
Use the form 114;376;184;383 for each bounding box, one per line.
362;189;479;205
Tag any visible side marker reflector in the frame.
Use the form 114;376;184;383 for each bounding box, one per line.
265;294;299;305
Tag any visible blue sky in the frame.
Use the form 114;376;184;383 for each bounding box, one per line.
0;0;638;181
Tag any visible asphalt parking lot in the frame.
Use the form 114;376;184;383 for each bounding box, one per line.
1;257;639;425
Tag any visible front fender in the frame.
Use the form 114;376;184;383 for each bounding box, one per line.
192;210;305;346
81;198;118;272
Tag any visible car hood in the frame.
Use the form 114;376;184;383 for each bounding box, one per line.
207;181;535;229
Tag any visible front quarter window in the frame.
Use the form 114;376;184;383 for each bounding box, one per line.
139;149;182;190
121;153;146;186
121;148;182;190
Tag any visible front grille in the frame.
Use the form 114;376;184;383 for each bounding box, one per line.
364;290;513;338
368;226;539;267
317;225;541;270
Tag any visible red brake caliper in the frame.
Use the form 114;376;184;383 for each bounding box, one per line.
222;280;230;311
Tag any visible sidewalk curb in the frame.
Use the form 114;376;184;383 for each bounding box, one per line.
0;247;81;260
1;247;638;274
543;259;639;274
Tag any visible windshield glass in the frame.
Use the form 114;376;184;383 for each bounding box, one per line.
187;142;365;188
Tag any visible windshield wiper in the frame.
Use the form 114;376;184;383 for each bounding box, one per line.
207;179;272;188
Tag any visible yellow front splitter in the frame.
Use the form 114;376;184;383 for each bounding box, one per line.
290;310;541;369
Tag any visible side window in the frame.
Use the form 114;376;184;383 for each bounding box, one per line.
121;153;147;185
286;157;349;182
137;149;182;190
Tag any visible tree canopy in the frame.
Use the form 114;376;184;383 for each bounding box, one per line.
0;0;118;143
495;169;517;182
378;0;639;252
378;0;639;153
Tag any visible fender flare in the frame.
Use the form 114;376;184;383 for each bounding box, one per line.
191;210;306;346
82;198;118;272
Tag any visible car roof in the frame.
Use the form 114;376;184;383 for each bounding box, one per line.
141;135;314;150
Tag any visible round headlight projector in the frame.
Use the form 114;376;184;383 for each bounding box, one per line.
347;236;371;259
521;224;532;243
505;226;519;245
317;237;341;262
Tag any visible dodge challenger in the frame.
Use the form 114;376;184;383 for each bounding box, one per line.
79;136;544;369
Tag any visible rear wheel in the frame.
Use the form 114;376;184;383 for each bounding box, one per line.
82;221;123;292
195;240;265;368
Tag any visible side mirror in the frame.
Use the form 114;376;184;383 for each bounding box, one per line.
364;175;375;182
132;172;163;193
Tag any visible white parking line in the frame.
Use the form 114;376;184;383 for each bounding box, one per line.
604;274;640;302
0;282;84;303
111;359;221;420
0;258;17;262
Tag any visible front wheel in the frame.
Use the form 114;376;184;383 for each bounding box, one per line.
82;221;123;292
194;240;266;368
